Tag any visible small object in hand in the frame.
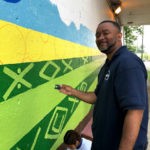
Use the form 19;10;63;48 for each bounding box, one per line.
55;84;61;90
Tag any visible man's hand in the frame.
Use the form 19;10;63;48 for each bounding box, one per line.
58;84;96;104
59;84;74;96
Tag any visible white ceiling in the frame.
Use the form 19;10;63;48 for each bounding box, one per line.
119;0;150;25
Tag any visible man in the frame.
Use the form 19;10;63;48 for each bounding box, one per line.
59;20;149;150
64;130;92;150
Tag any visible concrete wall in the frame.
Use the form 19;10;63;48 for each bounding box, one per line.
0;0;114;149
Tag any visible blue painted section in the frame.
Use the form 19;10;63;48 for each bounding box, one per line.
4;0;21;3
0;0;96;48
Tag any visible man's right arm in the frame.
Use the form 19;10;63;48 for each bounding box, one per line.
59;84;97;104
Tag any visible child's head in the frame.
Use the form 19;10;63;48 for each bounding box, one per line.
64;130;81;149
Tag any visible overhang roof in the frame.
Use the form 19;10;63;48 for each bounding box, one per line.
107;0;150;26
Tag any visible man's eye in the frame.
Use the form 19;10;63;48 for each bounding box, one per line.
103;32;109;35
96;33;101;38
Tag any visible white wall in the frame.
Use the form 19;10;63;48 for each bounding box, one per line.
50;0;114;32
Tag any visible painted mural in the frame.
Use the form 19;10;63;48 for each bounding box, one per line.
0;0;112;149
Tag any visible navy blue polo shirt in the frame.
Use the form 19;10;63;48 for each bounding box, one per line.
92;46;148;150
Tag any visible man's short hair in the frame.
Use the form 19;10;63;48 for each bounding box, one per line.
99;20;121;32
64;130;81;145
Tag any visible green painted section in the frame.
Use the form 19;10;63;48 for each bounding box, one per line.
51;78;97;150
0;58;104;150
0;57;97;102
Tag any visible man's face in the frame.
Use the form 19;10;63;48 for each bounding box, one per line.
95;22;121;54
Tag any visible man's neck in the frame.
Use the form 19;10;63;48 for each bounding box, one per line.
107;44;122;60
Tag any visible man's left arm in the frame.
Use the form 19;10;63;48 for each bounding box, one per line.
119;109;144;150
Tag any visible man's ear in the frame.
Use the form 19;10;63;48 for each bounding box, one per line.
117;32;122;41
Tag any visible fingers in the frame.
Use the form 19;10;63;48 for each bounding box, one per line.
58;84;73;95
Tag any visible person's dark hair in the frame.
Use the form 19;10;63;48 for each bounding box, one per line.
64;130;81;145
99;20;121;32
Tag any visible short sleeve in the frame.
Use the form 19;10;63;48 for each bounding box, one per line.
114;67;147;111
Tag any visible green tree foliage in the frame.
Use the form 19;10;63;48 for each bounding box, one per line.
123;26;144;52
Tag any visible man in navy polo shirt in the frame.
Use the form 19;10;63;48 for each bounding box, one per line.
59;20;149;150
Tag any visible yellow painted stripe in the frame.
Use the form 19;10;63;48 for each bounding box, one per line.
0;20;100;65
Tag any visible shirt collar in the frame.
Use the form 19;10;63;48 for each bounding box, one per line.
105;46;127;65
